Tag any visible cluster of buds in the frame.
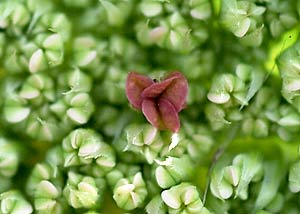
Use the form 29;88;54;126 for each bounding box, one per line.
2;68;95;142
135;0;209;52
206;63;264;130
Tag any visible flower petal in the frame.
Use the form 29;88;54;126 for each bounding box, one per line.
158;98;180;132
126;72;154;109
142;98;164;130
141;75;179;98
160;72;188;112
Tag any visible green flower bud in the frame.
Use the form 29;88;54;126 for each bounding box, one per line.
207;73;245;105
62;129;116;175
50;92;94;125
277;107;300;127
189;0;211;20
63;171;102;209
2;75;69;142
3;40;34;73
152;13;194;52
210;167;234;200
154;155;194;189
242;117;269;138
183;123;215;162
106;164;141;190
121;124;164;164
146;195;167;214
3;94;30;123
139;1;163;17
207;64;265;130
241;86;280;137
113;172;148;210
31;12;71;41
265;0;298;38
205;103;231;131
212;62;264;106
266;104;300;141
99;0;133;27
34;180;64;214
58;68;93;93
239;25;264;47
29;33;64;72
19;73;55;105
161;183;211;214
232;153;263;199
0;137;19;178
135;22;153;46
71;36;103;73
28;49;48;73
211;153;263;200
0;190;33;214
136;9;199;52
221;0;265;46
26;162;62;196
0;1;30;35
26;111;67;142
2;38;39;74
158;132;187;158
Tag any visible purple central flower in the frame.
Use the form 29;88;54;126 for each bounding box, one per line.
126;71;188;132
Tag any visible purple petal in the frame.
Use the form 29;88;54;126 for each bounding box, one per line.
141;75;179;98
158;98;180;132
142;98;164;130
160;71;188;112
126;72;154;109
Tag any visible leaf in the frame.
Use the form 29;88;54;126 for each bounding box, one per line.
240;70;264;110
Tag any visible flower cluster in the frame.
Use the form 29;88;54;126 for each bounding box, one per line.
1;0;300;213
